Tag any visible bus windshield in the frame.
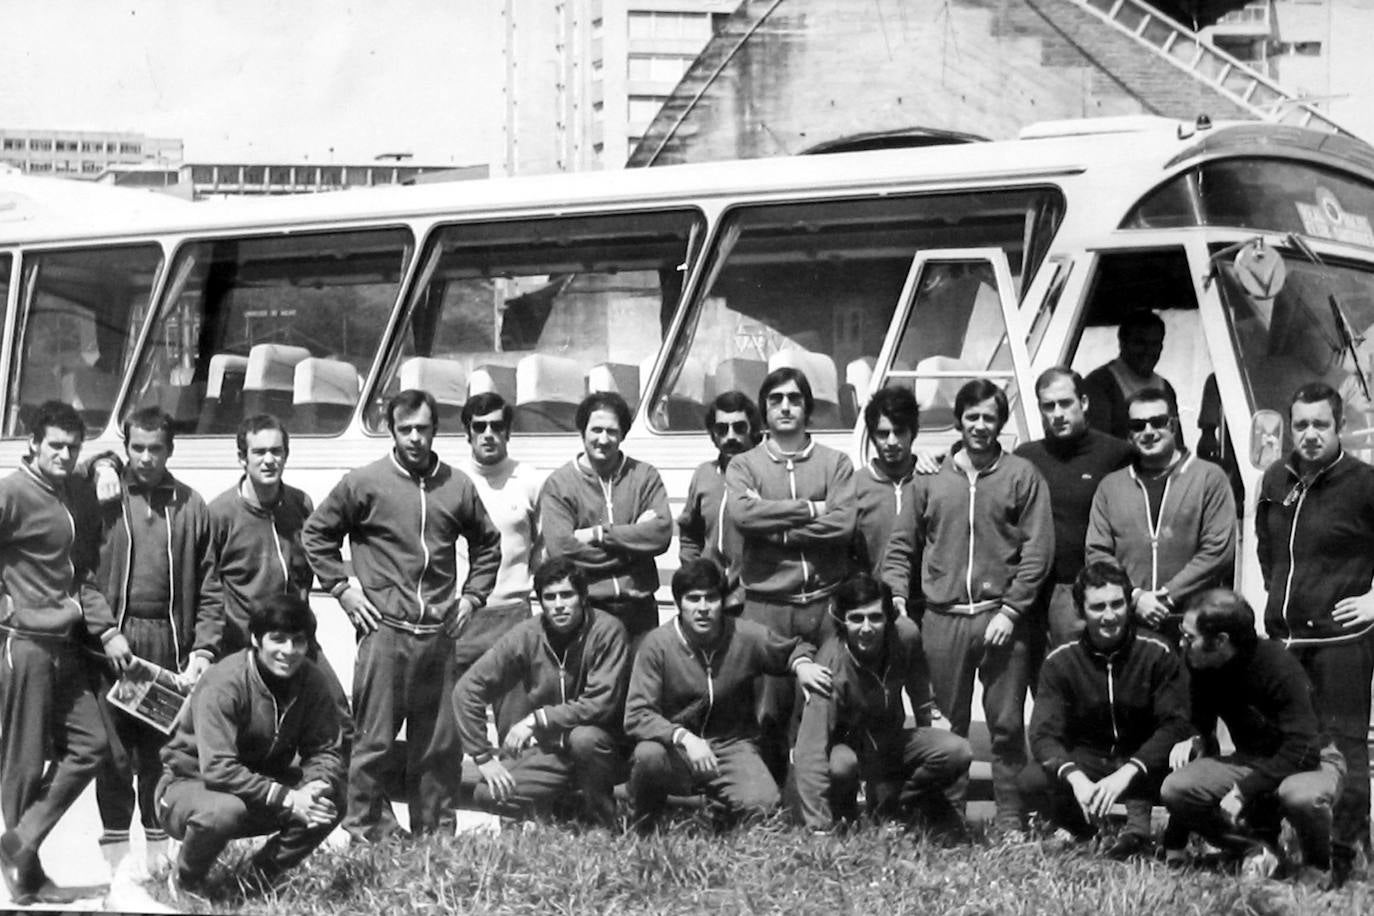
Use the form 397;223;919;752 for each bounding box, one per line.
1217;246;1374;462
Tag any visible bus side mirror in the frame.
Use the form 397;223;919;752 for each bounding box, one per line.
1250;409;1285;470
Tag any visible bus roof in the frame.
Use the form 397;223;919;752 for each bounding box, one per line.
3;119;1373;245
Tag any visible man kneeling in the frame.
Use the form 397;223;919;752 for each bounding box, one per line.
625;559;831;830
1162;588;1344;881
454;557;630;828
791;574;972;835
1018;561;1191;859
156;594;345;898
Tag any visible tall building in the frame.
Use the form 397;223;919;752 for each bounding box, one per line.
498;0;736;175
0;128;183;178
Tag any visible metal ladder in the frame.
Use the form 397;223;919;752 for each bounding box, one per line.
1070;0;1354;137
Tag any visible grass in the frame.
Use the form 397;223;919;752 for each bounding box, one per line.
150;815;1374;916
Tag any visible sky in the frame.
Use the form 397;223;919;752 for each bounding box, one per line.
0;0;501;165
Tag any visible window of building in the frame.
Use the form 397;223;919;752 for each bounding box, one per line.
6;244;164;437
55;140;77;152
628;95;667;123
81;161;102;174
628;54;693;82
80;141;101;153
242;166;265;185
1294;41;1322;55
125;228;412;437
119;143;142;155
190;165;215;184
2;139;22;150
269;166;293;186
30;139;52;151
628;11;709;41
28;162;52;172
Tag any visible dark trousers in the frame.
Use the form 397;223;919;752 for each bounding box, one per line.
629;737;779;823
1161;745;1345;869
156;775;340;883
741;595;835;780
346;624;454;841
823;728;973;822
1018;749;1161;838
1289;639;1374;866
473;725;625;826
923;608;1031;831
0;635;109;861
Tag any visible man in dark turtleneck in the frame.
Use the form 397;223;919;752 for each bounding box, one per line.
1015;367;1131;651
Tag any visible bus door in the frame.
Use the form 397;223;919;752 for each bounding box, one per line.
865;248;1037;458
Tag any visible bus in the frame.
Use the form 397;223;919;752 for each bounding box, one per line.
4;115;1374;642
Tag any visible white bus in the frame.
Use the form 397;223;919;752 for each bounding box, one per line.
4;115;1374;628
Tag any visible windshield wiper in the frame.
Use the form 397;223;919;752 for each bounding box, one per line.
1329;291;1372;402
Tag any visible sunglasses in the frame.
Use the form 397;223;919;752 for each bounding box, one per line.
712;421;751;437
469;420;507;435
1127;414;1172;434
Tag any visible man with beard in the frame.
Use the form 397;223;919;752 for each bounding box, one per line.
1015;368;1132;649
677;391;762;610
791;573;971;835
1020;560;1190;859
1255;382;1374;884
304;389;501;842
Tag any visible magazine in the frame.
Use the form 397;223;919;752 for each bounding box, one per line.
106;655;191;735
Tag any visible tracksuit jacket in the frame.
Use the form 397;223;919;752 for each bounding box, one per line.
678;458;744;579
725;438;856;604
207;479;316;653
95;469;219;667
1187;640;1325;801
160;648;346;810
539;453;671;605
0;458;118;647
882;448;1053;621
851;460;915;579
1086;453;1235;605
1029;626;1192;782
625;616;816;746
303;452;501;630
453;608;630;763
1256;451;1374;646
791;616;936;827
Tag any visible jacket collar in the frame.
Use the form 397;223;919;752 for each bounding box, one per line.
672;614;732;656
1077;625;1136;666
18;456;61;496
575;452;626;482
389;450;440;480
864;458;913;486
762;436;815;464
1128;450;1193;483
1281;449;1348;486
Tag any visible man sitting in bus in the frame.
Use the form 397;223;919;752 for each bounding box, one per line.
1082;310;1179;441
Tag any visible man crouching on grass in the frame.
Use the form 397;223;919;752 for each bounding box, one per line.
624;559;832;832
453;557;630;828
156;594;345;901
790;573;972;837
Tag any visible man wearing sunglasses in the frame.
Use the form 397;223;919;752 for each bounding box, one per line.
677;391;762;612
1086;388;1235;636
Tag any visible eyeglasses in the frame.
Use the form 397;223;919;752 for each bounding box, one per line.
712;421;751;437
1127;415;1172;434
469;420;507;435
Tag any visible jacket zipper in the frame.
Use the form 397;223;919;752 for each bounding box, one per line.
965;470;977;603
1106;658;1120;749
415;475;431;622
597;469;622;598
713;466;727;556
1132;467;1174;590
786;458;812;586
1280;483;1308;635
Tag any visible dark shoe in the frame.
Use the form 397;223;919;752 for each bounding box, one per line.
1104;832;1150;861
0;830;38;904
32;880;94;905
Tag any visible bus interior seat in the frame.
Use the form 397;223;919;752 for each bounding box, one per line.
840;357;876;428
151;380;202;430
648;353;707;430
197;354;249;434
293;357;361;434
913;355;971;431
399;356;467;429
468;364;517;405
713;357;768;403
242;344;311;422
769;348;841;428
514;354;583;433
587;362;641;409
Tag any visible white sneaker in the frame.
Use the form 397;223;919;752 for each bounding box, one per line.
105;873;175;913
1240;841;1280;880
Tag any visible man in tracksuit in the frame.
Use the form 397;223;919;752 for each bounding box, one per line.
0;400;132;905
1019;560;1191;859
625;559;831;831
883;379;1053;833
303;389;501;842
91;407;220;897
677;390;762;610
453;557;629;828
1255;382;1374;884
791;573;971;835
540;391;671;643
1086;387;1235;636
157;594;345;900
1163;589;1343;882
726;367;856;778
851;386;920;582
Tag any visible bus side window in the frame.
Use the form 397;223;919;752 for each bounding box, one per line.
126;229;410;437
368;210;701;435
4;245;162;438
653;187;1064;432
